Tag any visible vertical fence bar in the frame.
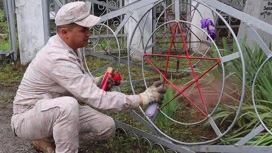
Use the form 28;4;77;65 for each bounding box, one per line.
6;0;17;60
42;0;50;44
186;0;192;50
11;0;15;12
3;0;7;18
54;0;62;13
175;0;180;20
152;3;156;54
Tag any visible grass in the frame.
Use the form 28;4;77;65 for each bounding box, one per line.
155;77;178;127
0;61;25;108
0;9;10;51
0;62;25;86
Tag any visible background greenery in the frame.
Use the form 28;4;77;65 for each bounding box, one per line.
0;9;10;51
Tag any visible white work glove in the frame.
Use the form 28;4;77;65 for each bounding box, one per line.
139;80;166;106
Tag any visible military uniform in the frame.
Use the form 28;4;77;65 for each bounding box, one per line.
11;34;141;153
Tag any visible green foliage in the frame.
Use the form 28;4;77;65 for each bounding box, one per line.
0;9;6;22
162;84;177;118
0;63;24;86
0;41;10;51
155;77;177;126
211;37;272;145
0;9;10;51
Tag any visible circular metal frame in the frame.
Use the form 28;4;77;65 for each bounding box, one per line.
252;55;272;135
127;0;245;145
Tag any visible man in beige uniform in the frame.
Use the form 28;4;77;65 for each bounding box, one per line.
11;1;165;153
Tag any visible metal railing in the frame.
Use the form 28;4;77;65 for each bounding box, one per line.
218;0;246;11
215;0;246;40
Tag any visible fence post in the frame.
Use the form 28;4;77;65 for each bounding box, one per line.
15;0;46;65
42;0;50;44
6;0;17;60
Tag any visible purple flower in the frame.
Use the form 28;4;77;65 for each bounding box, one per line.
200;18;217;40
207;29;217;40
200;18;214;29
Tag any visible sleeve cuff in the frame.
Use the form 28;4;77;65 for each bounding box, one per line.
127;95;141;108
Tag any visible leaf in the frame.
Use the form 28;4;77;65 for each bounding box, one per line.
222;37;230;53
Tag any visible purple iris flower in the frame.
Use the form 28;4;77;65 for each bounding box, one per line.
200;18;217;40
200;18;214;29
207;29;217;40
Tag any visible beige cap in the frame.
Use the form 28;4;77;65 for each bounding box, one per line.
55;1;101;27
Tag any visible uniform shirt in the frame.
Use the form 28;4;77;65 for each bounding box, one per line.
13;34;141;114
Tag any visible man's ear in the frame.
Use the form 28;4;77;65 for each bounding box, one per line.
60;27;69;39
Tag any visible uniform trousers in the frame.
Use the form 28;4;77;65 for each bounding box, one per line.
11;96;116;153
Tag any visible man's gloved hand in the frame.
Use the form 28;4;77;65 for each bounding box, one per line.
107;77;115;90
93;75;116;90
139;80;166;106
93;75;104;87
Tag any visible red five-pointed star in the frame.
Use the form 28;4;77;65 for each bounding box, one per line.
144;22;221;116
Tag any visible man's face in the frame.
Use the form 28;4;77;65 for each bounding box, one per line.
62;24;91;50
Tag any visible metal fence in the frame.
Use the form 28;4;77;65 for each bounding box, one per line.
216;0;246;40
0;0;17;61
0;0;246;61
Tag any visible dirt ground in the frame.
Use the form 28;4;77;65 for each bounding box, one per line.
0;85;38;153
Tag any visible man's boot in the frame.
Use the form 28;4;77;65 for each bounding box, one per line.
32;140;55;153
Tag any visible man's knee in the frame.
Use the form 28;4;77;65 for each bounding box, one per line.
97;117;116;139
58;96;79;116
